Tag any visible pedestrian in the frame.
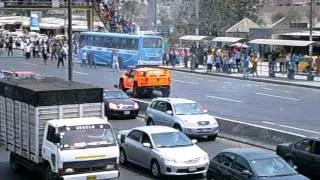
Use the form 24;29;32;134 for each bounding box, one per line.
81;50;88;67
287;59;296;80
24;43;31;60
51;41;57;61
215;50;221;72
206;49;213;72
89;51;96;68
57;46;64;68
285;53;291;73
7;36;13;56
242;56;250;78
279;52;285;73
184;48;189;68
0;39;4;56
112;50;119;71
41;41;48;64
235;49;241;70
251;55;258;78
190;51;198;71
293;53;301;72
227;55;234;74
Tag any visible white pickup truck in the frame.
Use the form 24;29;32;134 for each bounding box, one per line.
0;75;119;180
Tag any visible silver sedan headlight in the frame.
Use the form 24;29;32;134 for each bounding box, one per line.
134;102;139;109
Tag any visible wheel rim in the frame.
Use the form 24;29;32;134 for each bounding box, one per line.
120;150;126;164
46;169;54;180
287;159;297;169
152;162;159;177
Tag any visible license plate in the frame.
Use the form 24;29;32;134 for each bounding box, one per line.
87;175;96;180
189;166;197;172
124;111;130;115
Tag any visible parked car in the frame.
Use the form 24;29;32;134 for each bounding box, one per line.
145;98;219;140
276;137;320;178
103;89;139;118
207;148;308;180
118;126;209;177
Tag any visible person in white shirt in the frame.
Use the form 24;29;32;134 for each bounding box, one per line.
206;53;213;72
112;50;119;71
81;50;88;67
24;43;31;60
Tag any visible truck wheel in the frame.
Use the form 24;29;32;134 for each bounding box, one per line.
45;165;57;180
10;153;22;173
162;87;170;97
119;79;127;92
133;83;140;98
119;148;127;164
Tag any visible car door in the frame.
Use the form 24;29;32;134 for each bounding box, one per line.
126;70;136;88
310;140;320;176
162;102;175;126
152;101;167;126
292;139;315;174
209;152;236;180
124;130;142;164
229;155;252;180
135;132;153;168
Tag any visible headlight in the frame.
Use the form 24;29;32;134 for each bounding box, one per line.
105;164;118;170
202;154;209;162
109;103;118;110
64;168;74;174
162;157;177;164
183;120;195;126
134;102;139;109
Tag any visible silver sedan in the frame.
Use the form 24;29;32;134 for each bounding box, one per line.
118;126;209;177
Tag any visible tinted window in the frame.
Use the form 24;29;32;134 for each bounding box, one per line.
127;130;141;142
294;139;313;152
214;153;235;167
251;157;297;177
232;156;251;172
143;38;162;48
79;34;85;48
154;101;166;112
141;133;151;144
46;125;56;143
313;141;320;155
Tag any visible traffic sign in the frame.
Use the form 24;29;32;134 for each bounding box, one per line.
52;0;59;8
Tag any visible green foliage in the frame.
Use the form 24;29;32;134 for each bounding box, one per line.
199;0;264;36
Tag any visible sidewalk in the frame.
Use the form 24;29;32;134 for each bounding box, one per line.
159;64;320;89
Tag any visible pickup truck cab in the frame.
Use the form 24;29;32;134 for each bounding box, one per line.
119;68;172;97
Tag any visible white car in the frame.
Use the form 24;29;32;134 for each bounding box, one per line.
118;126;209;177
145;98;219;140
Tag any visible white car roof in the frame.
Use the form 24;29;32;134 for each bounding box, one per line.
153;98;197;104
48;117;110;128
133;126;179;134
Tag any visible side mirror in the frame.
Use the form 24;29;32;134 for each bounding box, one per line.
52;133;61;144
142;142;151;148
241;170;252;177
191;139;198;144
166;110;173;115
120;134;126;143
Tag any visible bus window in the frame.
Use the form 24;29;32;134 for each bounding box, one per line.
143;38;162;48
79;35;86;48
87;35;96;46
124;39;138;50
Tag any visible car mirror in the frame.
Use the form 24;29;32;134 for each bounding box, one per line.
142;142;151;148
113;84;118;88
166;110;173;115
120;134;126;143
191;139;198;144
241;170;252;177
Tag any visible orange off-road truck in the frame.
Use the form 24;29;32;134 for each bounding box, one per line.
119;68;172;97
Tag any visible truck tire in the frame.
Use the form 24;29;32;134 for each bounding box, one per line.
133;83;141;98
119;79;127;92
10;153;22;173
45;165;58;180
162;87;170;97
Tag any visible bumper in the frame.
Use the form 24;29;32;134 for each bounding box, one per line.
161;162;208;176
182;126;219;137
61;170;119;180
106;109;139;117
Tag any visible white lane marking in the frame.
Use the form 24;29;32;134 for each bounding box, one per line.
261;87;273;90
254;84;267;87
283;90;290;93
209;80;216;82
73;71;88;75
255;92;300;101
207;95;243;103
262;121;320;135
195;77;203;80
224;82;232;84
133;99;306;137
20;62;37;66
174;79;199;85
183;76;192;79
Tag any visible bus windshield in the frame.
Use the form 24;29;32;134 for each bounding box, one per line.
143;38;162;48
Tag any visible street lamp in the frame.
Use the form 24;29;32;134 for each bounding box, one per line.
309;0;314;56
67;0;73;81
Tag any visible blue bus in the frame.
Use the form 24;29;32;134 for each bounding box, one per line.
78;32;164;68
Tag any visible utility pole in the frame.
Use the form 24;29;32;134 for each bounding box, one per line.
195;0;199;35
309;0;314;56
67;0;73;81
154;0;157;32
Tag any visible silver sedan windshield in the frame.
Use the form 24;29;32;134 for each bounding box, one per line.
251;157;297;177
151;132;193;148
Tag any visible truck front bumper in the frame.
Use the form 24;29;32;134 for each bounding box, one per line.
61;170;119;180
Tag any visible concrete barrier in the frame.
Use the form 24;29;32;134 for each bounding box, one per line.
134;99;305;150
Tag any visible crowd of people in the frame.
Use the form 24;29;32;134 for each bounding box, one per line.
98;0;136;33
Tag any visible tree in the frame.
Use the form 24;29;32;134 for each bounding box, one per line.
199;0;264;36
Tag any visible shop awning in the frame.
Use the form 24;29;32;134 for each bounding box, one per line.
211;37;245;43
179;35;208;41
248;39;317;47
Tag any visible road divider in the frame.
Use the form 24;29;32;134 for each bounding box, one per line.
133;98;305;150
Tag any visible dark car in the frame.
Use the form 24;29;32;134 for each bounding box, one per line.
207;148;308;180
276;137;320;178
103;89;139;118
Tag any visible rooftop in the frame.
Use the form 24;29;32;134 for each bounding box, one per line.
133;126;179;134
222;148;275;160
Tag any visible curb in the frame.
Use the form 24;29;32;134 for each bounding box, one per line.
159;67;320;90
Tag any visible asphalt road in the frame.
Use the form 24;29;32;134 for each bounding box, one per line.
0;117;254;180
0;56;319;137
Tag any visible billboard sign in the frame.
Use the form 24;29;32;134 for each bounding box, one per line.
30;12;40;31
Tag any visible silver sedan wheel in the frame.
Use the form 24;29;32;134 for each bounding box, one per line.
119;149;126;164
151;161;161;177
